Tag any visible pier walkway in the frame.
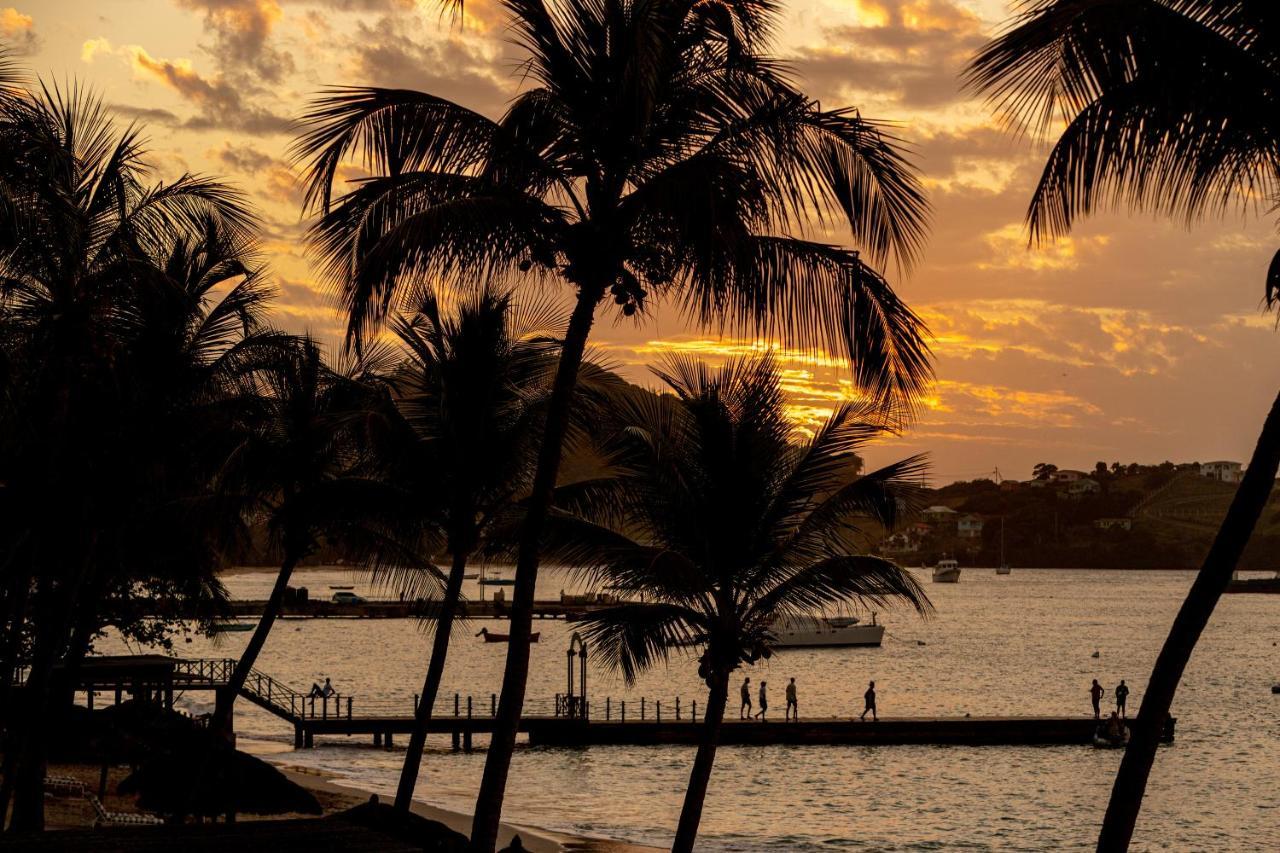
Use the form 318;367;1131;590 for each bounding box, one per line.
59;657;1175;752
156;597;612;620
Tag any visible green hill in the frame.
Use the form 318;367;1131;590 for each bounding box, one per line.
879;469;1280;570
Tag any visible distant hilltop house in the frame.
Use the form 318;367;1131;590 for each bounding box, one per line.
1199;460;1243;483
1094;517;1133;531
1066;478;1101;497
957;514;984;538
921;505;958;525
1050;469;1086;483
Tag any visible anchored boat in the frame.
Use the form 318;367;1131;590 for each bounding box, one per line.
477;627;540;643
770;614;884;648
932;558;961;583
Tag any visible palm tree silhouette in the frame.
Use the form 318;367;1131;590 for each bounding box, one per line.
968;4;1280;848
0;79;266;830
207;338;438;741
378;290;565;812
295;1;932;844
541;355;930;852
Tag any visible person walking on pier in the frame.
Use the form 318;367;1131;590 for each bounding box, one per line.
1090;679;1105;719
1114;679;1129;718
860;681;877;722
785;678;798;721
755;681;768;720
740;677;752;719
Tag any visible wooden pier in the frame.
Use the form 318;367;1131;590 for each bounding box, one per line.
208;597;609;620
57;657;1175;753
295;713;1174;749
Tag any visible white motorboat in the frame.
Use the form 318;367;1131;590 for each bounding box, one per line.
932;558;961;583
770;614;884;648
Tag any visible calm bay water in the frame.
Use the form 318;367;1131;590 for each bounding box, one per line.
109;568;1280;850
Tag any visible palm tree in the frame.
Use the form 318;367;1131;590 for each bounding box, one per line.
0;79;266;831
540;355;930;852
59;214;285;670
967;3;1280;849
381;290;562;812
294;0;932;845
207;338;436;740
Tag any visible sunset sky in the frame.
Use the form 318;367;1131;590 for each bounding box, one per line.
13;0;1280;482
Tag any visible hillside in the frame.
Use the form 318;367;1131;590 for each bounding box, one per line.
878;468;1280;570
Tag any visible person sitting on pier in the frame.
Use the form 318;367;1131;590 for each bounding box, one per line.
321;677;336;699
785;678;798;721
755;682;768;720
1115;679;1129;718
740;677;752;719
860;681;877;722
308;681;324;698
1090;679;1105;720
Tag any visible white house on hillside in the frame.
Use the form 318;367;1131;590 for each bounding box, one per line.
922;505;958;524
1200;461;1243;483
1051;469;1085;483
1066;478;1101;497
957;514;984;538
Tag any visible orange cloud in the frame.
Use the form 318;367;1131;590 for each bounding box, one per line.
979;223;1111;271
1;7;37;54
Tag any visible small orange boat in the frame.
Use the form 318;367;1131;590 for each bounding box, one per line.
476;628;540;643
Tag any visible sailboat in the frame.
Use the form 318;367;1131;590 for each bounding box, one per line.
996;517;1012;575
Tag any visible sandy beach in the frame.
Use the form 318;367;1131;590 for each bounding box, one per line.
41;760;658;852
278;765;662;853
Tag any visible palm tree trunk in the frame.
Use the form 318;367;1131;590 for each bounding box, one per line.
1097;389;1280;852
210;551;300;738
673;671;730;853
9;535;98;833
8;591;64;832
394;549;469;813
468;287;600;853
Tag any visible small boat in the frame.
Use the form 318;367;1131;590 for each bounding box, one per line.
212;621;256;633
1092;723;1129;749
770;614;884;648
995;565;1012;575
932;558;961;583
477;568;516;586
1226;570;1280;594
476;628;540;643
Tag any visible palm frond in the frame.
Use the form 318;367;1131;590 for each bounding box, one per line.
576;601;704;684
746;554;931;628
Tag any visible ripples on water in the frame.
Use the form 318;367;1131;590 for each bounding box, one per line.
110;568;1280;850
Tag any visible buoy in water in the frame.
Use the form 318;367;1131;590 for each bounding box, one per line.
1091;650;1100;658
1271;684;1279;694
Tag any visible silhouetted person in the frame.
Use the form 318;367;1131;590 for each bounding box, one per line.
322;677;336;699
755;681;768;720
1090;679;1105;719
860;681;877;721
785;678;798;721
740;677;752;719
1115;679;1129;718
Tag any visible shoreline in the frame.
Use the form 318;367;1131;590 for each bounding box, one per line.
277;764;663;853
